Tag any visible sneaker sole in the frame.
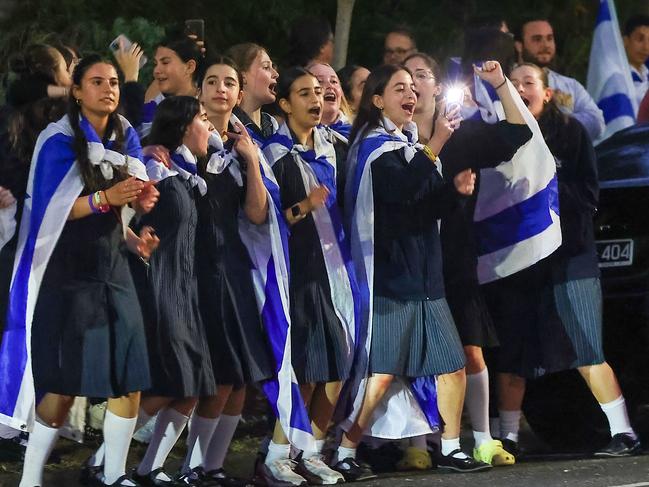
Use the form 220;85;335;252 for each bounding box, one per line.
593;449;642;458
438;464;493;473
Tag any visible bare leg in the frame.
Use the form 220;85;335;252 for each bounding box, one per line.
437;368;466;440
309;381;342;440
341;373;394;447
578;362;622;404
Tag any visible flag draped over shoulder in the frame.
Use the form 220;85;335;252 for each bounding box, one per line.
342;118;439;439
0;115;147;431
473;80;561;284
587;0;637;142
207;115;315;451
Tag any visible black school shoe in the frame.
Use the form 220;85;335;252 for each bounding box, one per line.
594;433;642;458
436;449;492;473
331;457;377;482
79;459;103;486
204;468;253;487
89;473;143;486
133;468;185;486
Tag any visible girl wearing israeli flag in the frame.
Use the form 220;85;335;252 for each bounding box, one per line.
261;67;359;485
335;64;488;477
5;55;159;487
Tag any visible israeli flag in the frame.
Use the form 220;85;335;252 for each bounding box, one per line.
587;0;637;142
0;115;146;431
209;117;316;451
473;80;561;283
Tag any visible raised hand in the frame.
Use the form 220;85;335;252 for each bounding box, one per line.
474;60;507;90
453;168;476;196
225;121;259;166
142;145;171;168
133;180;160;214
113;38;144;82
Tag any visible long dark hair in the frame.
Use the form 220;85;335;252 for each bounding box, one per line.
148;96;201;152
349;64;409;144
157;36;203;84
68;54;126;192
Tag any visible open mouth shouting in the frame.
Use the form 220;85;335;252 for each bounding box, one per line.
269;81;277;96
401;102;415;116
323;92;337;103
308;105;322;118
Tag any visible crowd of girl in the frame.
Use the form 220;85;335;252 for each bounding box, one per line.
0;21;641;487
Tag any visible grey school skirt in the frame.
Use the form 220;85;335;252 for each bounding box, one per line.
554;277;606;367
369;296;466;377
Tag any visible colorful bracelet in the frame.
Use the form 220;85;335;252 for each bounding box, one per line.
88;191;110;214
422;145;438;162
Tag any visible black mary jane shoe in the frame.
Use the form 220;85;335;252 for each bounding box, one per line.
133;467;184;486
203;468;252;487
89;473;143;486
436;449;492;473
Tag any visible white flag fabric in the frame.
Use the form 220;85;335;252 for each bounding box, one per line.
587;0;638;142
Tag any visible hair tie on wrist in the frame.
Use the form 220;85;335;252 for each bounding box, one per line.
495;78;507;90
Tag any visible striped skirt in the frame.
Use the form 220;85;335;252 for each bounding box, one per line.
554;277;606;367
369;296;466;377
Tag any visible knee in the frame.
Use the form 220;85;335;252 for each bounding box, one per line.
369;374;394;394
464;346;486;374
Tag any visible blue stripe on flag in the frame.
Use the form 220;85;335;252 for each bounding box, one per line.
474;176;559;256
598;93;636;123
596;0;612;24
0;134;75;416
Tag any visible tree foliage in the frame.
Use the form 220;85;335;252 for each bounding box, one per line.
1;0;648;96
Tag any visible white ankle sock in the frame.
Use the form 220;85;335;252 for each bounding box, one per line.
137;407;189;477
334;445;357;463
265;440;291;465
600;395;636;438
103;410;137;485
203;413;241;472
498;410;521;443
19;419;59;487
183;414;220;472
89;407;152;468
441;437;467;458
304;439;326;459
465;369;493;448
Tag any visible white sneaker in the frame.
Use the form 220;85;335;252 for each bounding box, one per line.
259;458;307;486
296;455;345;484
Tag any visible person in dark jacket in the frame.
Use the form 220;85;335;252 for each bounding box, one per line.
495;62;641;458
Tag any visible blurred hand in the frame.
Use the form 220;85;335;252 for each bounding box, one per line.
187;34;206;55
104;177;143;206
0;186;16;209
143;145;171;168
136;226;159;260
113;38;144;82
429;102;462;149
474;60;506;89
307;185;330;211
133;180;159;214
453;169;476;196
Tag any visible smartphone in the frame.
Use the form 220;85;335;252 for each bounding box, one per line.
445;87;464;115
185;19;205;43
109;34;147;69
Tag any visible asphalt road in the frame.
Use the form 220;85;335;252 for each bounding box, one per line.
2;447;649;487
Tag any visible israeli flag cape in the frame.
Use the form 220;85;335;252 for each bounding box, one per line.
206;115;316;451
326;112;352;145
261;123;359;368
0;115;147;430
138;92;165;139
145;145;207;196
473;80;561;283
341;117;439;439
587;0;637;142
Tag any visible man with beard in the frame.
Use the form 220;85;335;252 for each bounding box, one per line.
514;17;605;140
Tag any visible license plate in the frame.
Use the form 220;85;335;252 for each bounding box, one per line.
596;239;634;268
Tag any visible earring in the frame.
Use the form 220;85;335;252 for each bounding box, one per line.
379;106;384;111
76;98;81;106
543;100;548;105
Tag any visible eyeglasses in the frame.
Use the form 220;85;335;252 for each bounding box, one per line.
413;70;436;82
384;47;413;56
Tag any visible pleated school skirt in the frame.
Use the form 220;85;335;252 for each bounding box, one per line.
554;277;606;367
369;296;466;377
